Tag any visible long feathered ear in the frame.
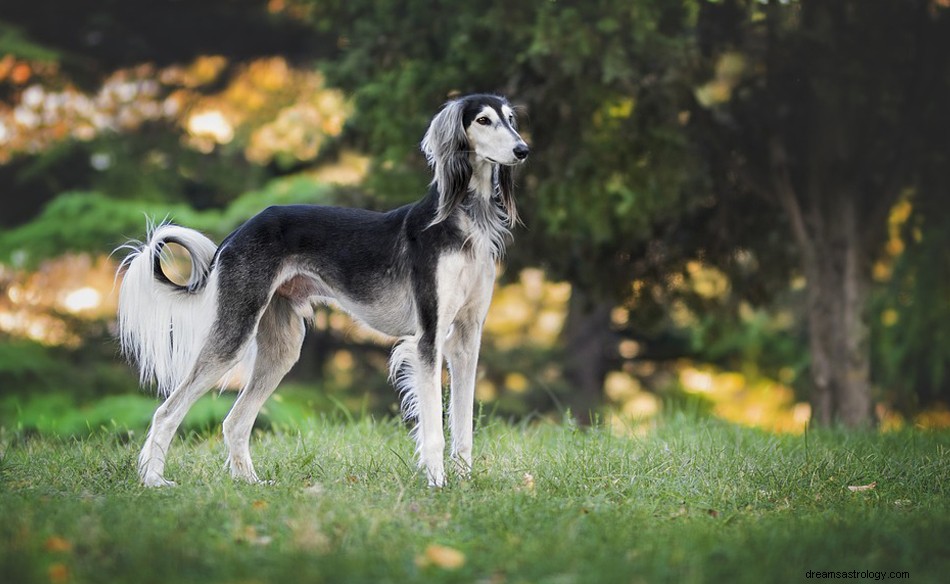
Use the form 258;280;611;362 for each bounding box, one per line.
496;164;519;228
421;99;472;226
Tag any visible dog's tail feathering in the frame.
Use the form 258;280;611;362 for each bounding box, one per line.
117;223;219;397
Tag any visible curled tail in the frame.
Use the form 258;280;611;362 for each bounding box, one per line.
117;222;219;397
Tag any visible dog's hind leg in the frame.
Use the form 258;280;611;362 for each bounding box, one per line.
223;296;305;483
139;296;266;487
139;355;239;487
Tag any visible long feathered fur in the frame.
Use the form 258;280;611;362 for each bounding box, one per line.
117;222;219;397
422;100;474;227
119;93;529;488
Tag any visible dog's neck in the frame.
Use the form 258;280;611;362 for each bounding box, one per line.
461;157;510;258
469;157;496;201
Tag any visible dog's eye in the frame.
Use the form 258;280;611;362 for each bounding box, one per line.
476;116;491;126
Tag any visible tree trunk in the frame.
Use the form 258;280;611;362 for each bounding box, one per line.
770;137;875;428
560;288;617;424
802;198;874;427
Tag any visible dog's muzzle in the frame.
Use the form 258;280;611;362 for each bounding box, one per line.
513;144;530;161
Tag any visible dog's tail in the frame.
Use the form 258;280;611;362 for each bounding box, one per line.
117;222;219;397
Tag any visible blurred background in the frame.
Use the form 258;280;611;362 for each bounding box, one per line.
1;0;948;437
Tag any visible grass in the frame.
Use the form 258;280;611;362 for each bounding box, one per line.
1;414;948;584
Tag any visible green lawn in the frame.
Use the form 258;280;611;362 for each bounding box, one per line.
1;415;948;583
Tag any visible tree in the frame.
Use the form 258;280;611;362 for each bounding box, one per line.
0;0;332;227
691;0;950;425
306;0;703;413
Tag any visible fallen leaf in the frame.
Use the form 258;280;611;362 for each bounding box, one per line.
252;500;268;510
847;481;877;492
48;563;70;584
302;483;324;496
44;536;73;553
521;472;535;491
237;526;273;546
416;544;466;570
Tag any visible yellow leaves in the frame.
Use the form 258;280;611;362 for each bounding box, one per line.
48;563;70;584
678;363;809;433
604;371;660;425
914;404;950;429
875;194;914;283
504;372;529;394
232;62;351;165
695;52;747;108
43;536;73;553
881;309;899;327
416;544;466;570
0;52;351;164
44;536;73;584
606;98;635;119
686;261;730;300
184;55;228;88
1;254;119;346
485;268;570;350
592;97;636;130
186;109;235;150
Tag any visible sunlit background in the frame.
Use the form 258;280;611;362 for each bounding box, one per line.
2;0;948;437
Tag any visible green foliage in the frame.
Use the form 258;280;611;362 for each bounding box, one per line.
0;192;200;267
2;0;948;418
0;22;59;61
689;0;950;416
690;305;808;386
0;339;59;379
873;210;950;409
0;176;337;267
315;0;702;295
1;419;948;583
0;383;331;438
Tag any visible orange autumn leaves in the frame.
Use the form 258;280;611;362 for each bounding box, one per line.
44;536;72;584
416;543;466;570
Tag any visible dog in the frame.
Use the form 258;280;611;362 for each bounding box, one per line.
117;94;529;487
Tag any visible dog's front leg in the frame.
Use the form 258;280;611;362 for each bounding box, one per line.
446;266;494;478
446;321;481;478
414;332;446;487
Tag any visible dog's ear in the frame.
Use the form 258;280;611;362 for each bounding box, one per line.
496;164;519;228
421;99;472;226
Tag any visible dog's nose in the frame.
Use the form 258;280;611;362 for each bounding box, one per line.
513;144;530;160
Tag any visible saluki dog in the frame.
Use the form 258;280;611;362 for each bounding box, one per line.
117;94;529;487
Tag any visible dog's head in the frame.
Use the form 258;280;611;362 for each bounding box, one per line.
422;94;528;227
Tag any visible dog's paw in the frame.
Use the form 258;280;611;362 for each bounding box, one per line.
235;474;275;486
426;471;447;489
142;474;177;488
227;456;267;484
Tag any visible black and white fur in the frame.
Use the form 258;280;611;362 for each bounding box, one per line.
118;94;529;487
